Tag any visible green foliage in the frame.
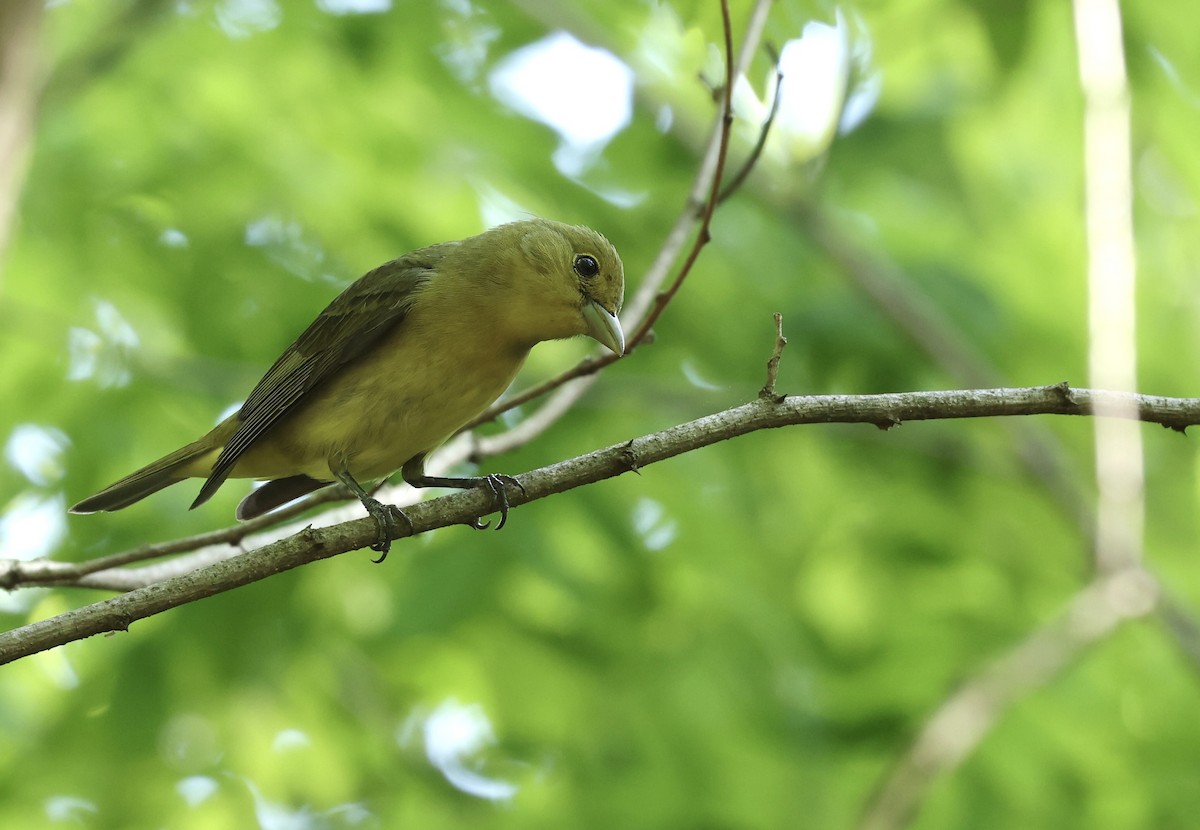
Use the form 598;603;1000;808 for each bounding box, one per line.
3;1;1199;828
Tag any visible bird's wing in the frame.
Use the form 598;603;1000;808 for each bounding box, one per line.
190;246;450;508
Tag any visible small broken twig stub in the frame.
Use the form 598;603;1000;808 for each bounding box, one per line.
759;312;788;401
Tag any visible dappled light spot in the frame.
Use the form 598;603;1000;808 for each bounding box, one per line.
655;104;673;133
489;32;634;177
5;424;69;487
475;182;534;232
734;9;880;166
215;0;281;38
1149;46;1200;108
214;400;245;426
0;584;39;616
317;0;392;15
245;780;318;829
1137;147;1198;218
243;778;373;828
66;300;139;388
159;228;189;248
0;493;66;562
176;776;219;808
578;183;647;209
38;645;79;690
633;4;702;85
632;497;678;552
681;358;723;391
66;329;103;382
399;698;518;801
160;714;223;770
326;803;375;826
245;215;330;283
272;728;312;752
44;795;98;823
437;0;500;84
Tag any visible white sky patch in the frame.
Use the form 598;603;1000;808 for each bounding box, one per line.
489;32;634;177
772;13;852;159
735;8;879;164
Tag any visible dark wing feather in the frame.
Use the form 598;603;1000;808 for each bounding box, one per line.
190;246;449;509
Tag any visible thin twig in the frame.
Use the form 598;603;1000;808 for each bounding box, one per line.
720;43;784;204
467;0;769;428
626;0;736;350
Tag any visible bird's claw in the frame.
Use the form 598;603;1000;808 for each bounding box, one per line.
470;473;525;531
362;497;413;563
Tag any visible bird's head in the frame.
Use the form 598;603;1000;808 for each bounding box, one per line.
479;219;625;356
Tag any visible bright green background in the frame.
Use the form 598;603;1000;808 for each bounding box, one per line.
3;1;1200;828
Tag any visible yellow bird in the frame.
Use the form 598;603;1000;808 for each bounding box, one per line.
71;219;625;556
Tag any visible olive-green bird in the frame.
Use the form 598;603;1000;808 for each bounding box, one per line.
70;219;625;556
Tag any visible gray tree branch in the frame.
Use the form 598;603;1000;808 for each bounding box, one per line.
1;382;1196;665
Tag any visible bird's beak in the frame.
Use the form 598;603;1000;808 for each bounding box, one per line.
583;300;625;356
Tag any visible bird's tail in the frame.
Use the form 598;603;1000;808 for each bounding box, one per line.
69;440;213;514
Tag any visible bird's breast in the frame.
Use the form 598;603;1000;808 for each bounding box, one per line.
233;318;528;482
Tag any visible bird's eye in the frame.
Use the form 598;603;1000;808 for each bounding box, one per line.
573;254;599;279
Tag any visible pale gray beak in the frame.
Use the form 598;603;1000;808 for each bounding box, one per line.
583;300;625;356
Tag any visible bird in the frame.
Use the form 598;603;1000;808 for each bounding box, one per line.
70;218;625;558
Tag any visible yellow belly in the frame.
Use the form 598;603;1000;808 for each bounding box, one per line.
221;314;528;483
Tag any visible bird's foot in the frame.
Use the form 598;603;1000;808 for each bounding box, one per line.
361;496;413;563
470;474;526;531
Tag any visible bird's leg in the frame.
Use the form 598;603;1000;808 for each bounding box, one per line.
333;468;411;563
401;455;526;531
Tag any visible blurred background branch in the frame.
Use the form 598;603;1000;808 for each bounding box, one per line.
860;567;1159;830
0;0;43;278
